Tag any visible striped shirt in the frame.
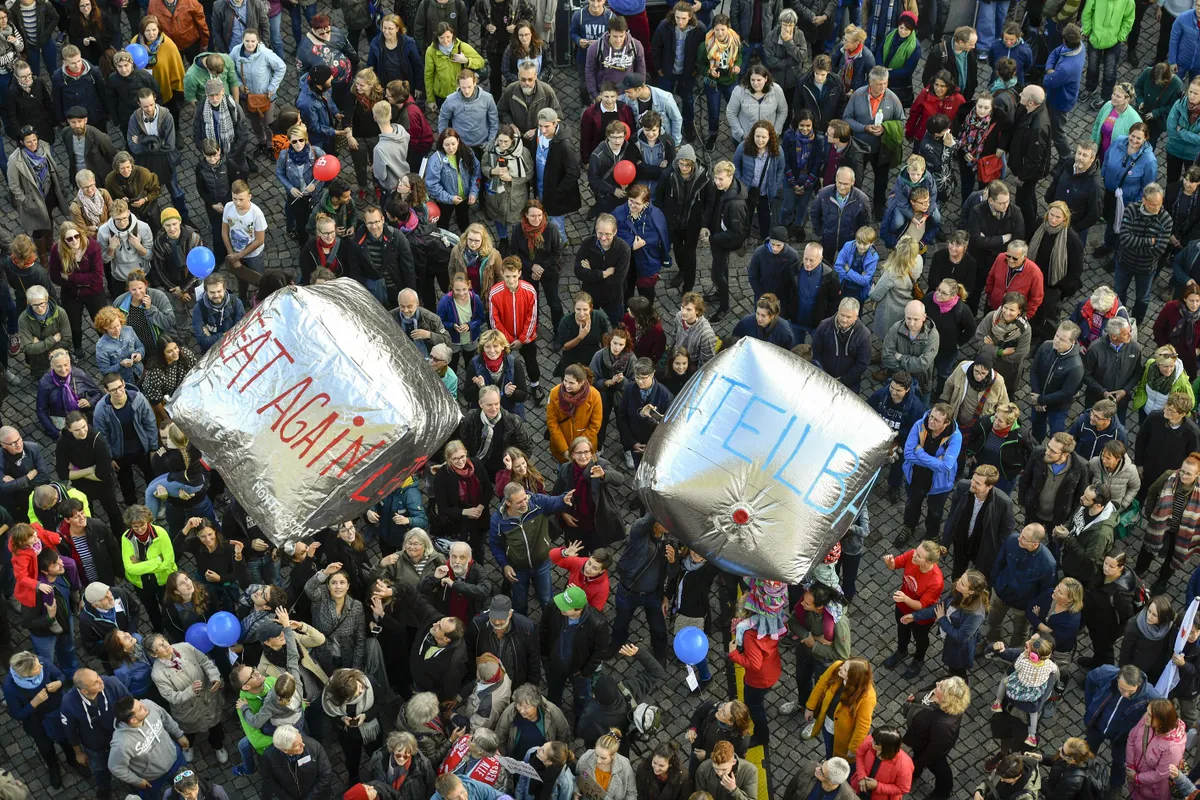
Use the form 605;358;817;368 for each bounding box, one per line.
72;533;98;584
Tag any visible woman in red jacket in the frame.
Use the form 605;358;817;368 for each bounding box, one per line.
883;540;946;680
728;625;782;749
1153;281;1200;379
854;726;914;800
905;71;966;144
47;223;108;359
10;522;60;608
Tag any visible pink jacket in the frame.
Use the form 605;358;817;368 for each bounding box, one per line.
1126;718;1187;800
853;737;914;800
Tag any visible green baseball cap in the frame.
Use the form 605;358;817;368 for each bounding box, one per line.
554;584;588;612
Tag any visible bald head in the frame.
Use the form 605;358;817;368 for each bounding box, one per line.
1021;85;1045;108
73;668;104;699
904;300;927;335
397;289;421;317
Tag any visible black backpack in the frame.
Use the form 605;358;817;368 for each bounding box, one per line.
1076;760;1110;800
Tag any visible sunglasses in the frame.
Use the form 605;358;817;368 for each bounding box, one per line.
173;770;195;783
290;138;305;144
64;234;80;242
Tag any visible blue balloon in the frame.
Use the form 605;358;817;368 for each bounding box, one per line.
673;625;709;665
186;245;216;279
185;622;213;653
126;43;149;69
207;611;241;647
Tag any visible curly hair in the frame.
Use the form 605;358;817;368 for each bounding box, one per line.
743;120;780;157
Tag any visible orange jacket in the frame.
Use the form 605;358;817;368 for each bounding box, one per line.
728;629;782;689
807;660;877;759
546;385;602;462
148;0;209;51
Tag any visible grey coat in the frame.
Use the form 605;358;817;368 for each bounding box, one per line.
726;83;789;143
577;749;638;800
497;80;562;135
730;0;780;46
762;28;810;90
150;642;223;734
495;697;571;756
7;142;70;232
843;85;906;154
113;288;175;333
869;259;923;339
1089;453;1142;512
882;317;940;392
481;139;534;226
304;571;367;670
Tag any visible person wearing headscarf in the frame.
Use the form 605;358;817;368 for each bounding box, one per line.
939;352;1010;432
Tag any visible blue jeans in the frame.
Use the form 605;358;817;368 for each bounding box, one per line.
548;214;566;243
703;82;734;134
1030;407;1068;443
268;12;285;59
363;278;387;304
237;736;257;773
289;3;318;51
546;668;592;720
611;588;668;658
165;173;188;220
781;188;814;229
975;0;1010;52
246;554;277;584
141;745;187;799
30;618;79;680
511;559;552;615
25;38;57;77
1086;43;1122;97
83;745;113;790
823;725;835;758
1114;262;1154;322
837;551;863;601
658;74;696;131
789;323;812;344
145;475;206;519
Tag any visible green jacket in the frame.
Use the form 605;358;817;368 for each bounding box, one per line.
696;39;746;87
28;483;89;529
424;40;485;102
120;524;177;589
796;609;852;663
881;119;905;167
1134;68;1184;127
1081;0;1135;51
1132;358;1195;410
182;52;240;103
238;676;277;754
1090;103;1142;144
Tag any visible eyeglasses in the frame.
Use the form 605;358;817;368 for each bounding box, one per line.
1006;254;1022;262
64;234;79;242
173;770;195;783
290;138;305;144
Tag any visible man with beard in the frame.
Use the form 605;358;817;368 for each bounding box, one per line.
498;64;562;139
128;89;187;224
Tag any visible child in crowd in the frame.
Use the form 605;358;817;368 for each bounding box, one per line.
734;577;790;646
886;154;941;231
245;671;305;733
991;633;1059;747
833;226;880;301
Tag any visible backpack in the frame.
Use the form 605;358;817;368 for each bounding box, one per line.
407;219;456;287
1128;569;1150;617
1077;760;1110;800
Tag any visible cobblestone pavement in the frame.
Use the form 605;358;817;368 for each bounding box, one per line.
0;3;1184;798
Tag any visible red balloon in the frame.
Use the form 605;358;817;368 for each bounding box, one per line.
426;200;441;224
613;160;637;187
312;154;341;182
621;121;631;141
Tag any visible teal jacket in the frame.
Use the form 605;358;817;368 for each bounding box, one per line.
1090;103;1142;145
1166;97;1200;161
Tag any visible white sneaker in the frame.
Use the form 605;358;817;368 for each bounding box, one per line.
215;747;229;764
624;451;636;470
780;700;800;715
183;747;194;764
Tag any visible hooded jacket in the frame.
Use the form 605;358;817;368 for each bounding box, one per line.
972;756;1041;800
812;315;872;388
654;151;712;233
747;240;800;312
182;53;239;104
191;290;246;352
1067;413;1128;461
794;71;846;132
488;492;571;570
1085;665;1160;739
78;584;140;657
1090;452;1142;511
1059;501;1117;586
18;299;70;375
107;698;185;786
1029;340;1084;411
438;87;500;149
367;32;424;91
539;603;610;679
230;41;287;96
53;59;107;126
1046;157;1103;233
61;676;132;753
902;412;961;495
705;178;750;253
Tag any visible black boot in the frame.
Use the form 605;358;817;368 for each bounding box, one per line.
882;650;907;669
1134;545;1155;575
901;658;923;679
1152;565;1175;596
47;758;62;790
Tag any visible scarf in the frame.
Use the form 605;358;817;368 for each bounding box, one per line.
477;409;501;460
1148;361;1177;395
452;460;483;505
557;380;592;417
446;561;474;621
203;99;236;153
990;75;1018;93
23;146;49;194
1135;607;1175;641
963;366;995;431
989;313;1023;347
572;463;593;519
388;753;411;790
881;29;917;69
933;294;958;314
959;110;993;161
487;139;528;195
1148;472;1200;558
76;188;105;226
599;345;633;382
704;29;739;77
482;352;504;374
839;42;863;88
322;680;380;742
1028;218;1071;286
288;143;311;166
1080;297;1118;342
1174;301;1200;352
521;215;546;254
52;370;81;413
8;667;42;690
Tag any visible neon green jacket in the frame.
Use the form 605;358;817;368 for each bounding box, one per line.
120;524;177;589
238;676;277;754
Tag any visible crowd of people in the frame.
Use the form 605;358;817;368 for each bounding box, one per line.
2;0;1200;797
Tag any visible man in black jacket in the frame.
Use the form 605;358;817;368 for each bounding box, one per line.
941;464;1015;582
59;107;117;185
701;160;749;323
1017;432;1091;532
921;27;978;99
260;726;335;800
574;214;631;324
78;581;141;668
393;581;470;703
1005;86;1053;234
609;514;672;661
536;110;583;243
466;595;543;688
1081;316;1140;421
459;385;534;476
1045;141;1102;240
352;205;417;304
540;584;611;718
5;62;54;143
967;182;1025;302
418;541;492;625
812;298;872;392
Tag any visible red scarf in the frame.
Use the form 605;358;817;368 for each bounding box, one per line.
447;561;473;621
557;381;592;417
317;238;336;269
482;352;505;373
572;463;593;522
452;460;483;506
521;216;546;253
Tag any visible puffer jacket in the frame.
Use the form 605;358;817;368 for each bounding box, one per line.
725;83;788;143
902;412;961;495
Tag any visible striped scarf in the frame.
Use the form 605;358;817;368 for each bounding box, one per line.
1148;472;1200;566
703;28;740;81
